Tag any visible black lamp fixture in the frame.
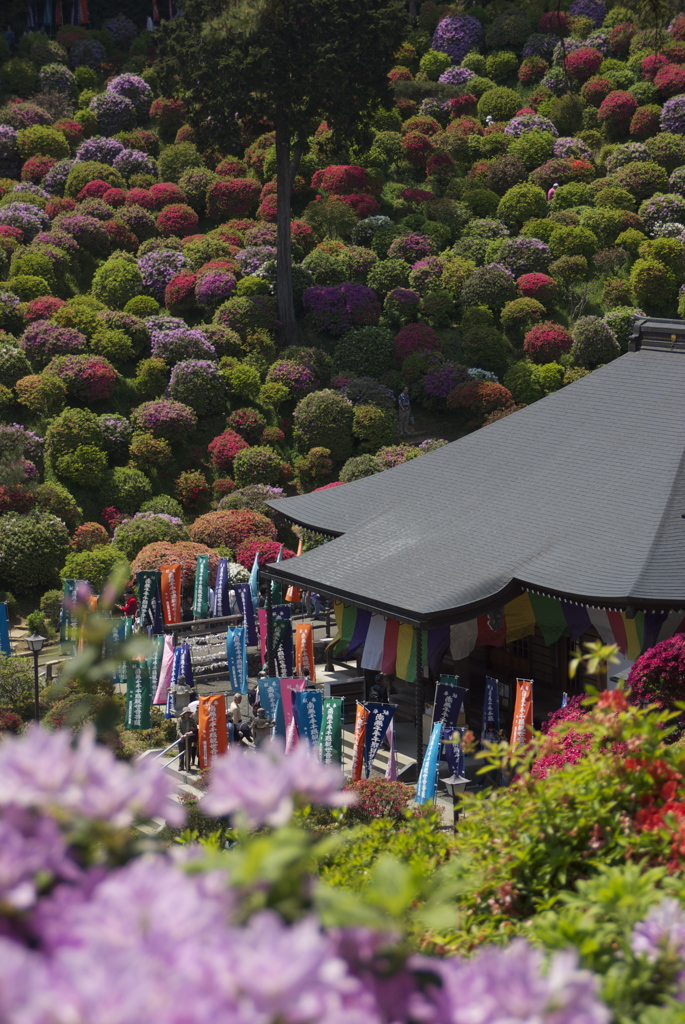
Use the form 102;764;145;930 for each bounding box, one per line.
25;633;46;722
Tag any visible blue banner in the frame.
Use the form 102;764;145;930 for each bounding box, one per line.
258;677;280;721
433;681;467;733
443;727;464;778
295;690;323;747
415;722;443;805
0;602;10;655
234;584;258;646
363;702;395;777
213;559;230;617
226;626;247;694
250;551;260;606
271;604;294;676
481;676;500;739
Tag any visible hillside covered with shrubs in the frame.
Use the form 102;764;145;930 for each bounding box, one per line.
0;0;681;599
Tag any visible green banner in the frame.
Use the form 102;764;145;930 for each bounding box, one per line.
147;634;165;696
118;616;134;683
271;545;283;604
319;697;343;765
125;659;151;730
193;554;210;619
137;570;161;632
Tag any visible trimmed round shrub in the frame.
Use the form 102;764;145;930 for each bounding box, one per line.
497;183;548;227
565;47;603;82
394;323;441;361
33;481;82;531
156;143;204;184
232;446;283;487
189;509;276;549
206;179;261;220
130;399;197;442
571;315;620;367
43;354;118;403
207;429;249;472
54;443;108;486
352;404;398;453
432;16;483;63
265;360;317;401
107;73;153;121
156;203;199;238
334;326;395;379
227;408;268;444
20;320;86;369
70;522;109;552
0;512;70;593
456;326;513;380
0;342;32;387
16;126;69;161
60;545;130;592
213;295;278;339
447;380;515;421
500;297;546;341
293;389;355;461
91;255;143;309
477;87;522;122
112;512;189;560
523;321;573;362
168;359;226;417
339;454;382;482
461;264;517;311
90;92;137;136
100;465;152;514
45;406;101;459
629;257;677;313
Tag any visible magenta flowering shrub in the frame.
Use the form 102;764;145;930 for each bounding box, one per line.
626;634;685;711
43;354;118;403
432;15;483;62
424;361;470;403
206;178;261;220
302;284;380;335
51;213;109;255
168;359;226;416
130;399;198;442
394;323;441;360
265;360;317;401
387;233;437;263
20;320;87;369
194;269;237;308
138;250;186;301
207;428;249;471
524;322;573;363
156;203;199;238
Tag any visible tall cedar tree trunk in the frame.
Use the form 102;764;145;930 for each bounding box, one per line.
275;111;302;346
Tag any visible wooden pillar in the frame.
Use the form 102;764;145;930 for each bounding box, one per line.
414;625;423;772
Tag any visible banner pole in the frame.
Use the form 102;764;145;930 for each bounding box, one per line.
414;625;423;772
266;587;275;676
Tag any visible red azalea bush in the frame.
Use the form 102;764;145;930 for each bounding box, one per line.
207;429;250;471
77;180;113;201
70;521;110;551
523;321;573;363
630;105;662;139
175;470;211;512
334;193;381;217
426;153;455;179
206;179;261;220
104;219;139;252
564;47;603;83
131;540;219;586
212;477;235;498
608;23;635;55
654;63;685;97
235;537;295;569
156;203;199;237
447;94;478;116
401;131;435;168
580;76;614;107
642;53;671;80
447;380;515;417
311;165;371;195
149;98;187;136
227;408;268;444
215;158;247;177
539;10;569;33
188;508;277;549
53;119;83;147
598;90;638;136
149;182;187;208
0;485;36;515
0;708;22;734
448;116;483;137
517;272;557;304
531;694;594;780
342;779;419;823
394;323;441;360
21;156;56;183
125;188;157;211
518;58;548;85
44;354;118;402
45;198;76;219
164;272;198;314
24;296;66;322
102;188;127;208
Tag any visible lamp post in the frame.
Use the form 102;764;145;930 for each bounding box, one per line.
441;773;469;832
25;633;46;722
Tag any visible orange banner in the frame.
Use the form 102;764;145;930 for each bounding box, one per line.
198;694;228;768
159;564;181;625
77;594;98;651
510;678;534;749
285;539;303;602
295;623;316;682
350;702;369;781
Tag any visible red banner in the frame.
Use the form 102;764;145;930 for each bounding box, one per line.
159;564;181;626
198;694;228;768
295;623;316;682
510;678;533;749
350;702;369;781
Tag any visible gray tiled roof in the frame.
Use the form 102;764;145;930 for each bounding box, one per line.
265;347;685;627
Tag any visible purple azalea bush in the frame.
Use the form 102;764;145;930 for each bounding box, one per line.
504;113;559;137
38;63;76;94
150;326;216;364
42;159;75;197
236;246;278;276
336;375;396;409
168;358;226;414
639;193;685;234
553;137;592;160
20;321;87;368
107;73;154;121
605;142;650;173
75;137;125;166
522;34;559;60
113;148;158;179
569;0;607;26
0;125;19;161
438;66;474;85
69;38;105;69
51;214;109;254
424;362;470;400
194;270;237;308
97;414;132;459
302;284;380;335
431;15;484;63
661;96;685;135
138;250;186;301
130;398;198;440
496;237;553;277
90;92;137;137
0;202;49;240
104;13;138;47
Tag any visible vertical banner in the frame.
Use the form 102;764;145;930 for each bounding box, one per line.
106;618;125;687
234;584;258;647
350;702;370;782
319;697;343;765
510;678;534;749
271;604;294;676
147;634;165;700
432;681;467;732
275;677;305;739
258;677;281;721
159;564;181;626
481;676;500;739
258;608;268;664
415;722;443;805
137;571;162;634
295;690;323;748
250;551;260;606
295;623;316;682
154;634;175;706
364;703;395;777
198;694;228;769
125;658;151;730
285;539;303;602
385;717;397;780
60;579;78;651
117;616;134;685
226;626;247;694
443;727;464;778
192;554;209;619
271;546;283;605
213;558;230;617
0;602;10;655
78;594;98;651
